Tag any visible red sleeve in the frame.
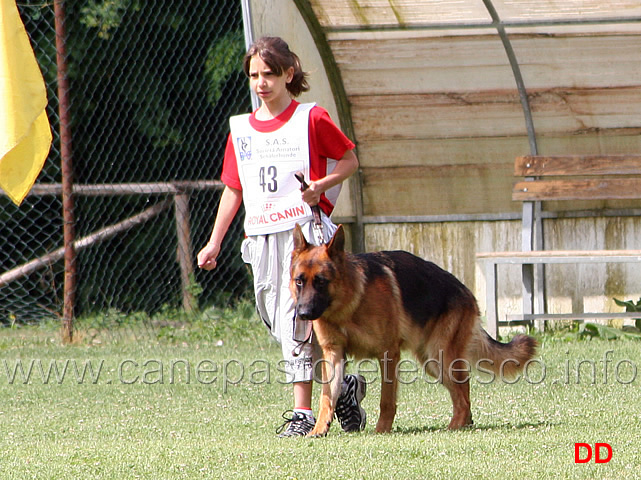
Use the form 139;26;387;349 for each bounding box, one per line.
220;133;242;190
308;106;355;215
308;107;355;162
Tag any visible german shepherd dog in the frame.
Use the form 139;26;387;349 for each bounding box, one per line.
290;224;537;437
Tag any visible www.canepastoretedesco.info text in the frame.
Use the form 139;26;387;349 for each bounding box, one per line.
1;351;638;390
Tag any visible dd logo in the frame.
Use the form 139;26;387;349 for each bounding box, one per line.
575;443;612;464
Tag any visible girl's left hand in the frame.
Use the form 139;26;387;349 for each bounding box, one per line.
301;181;322;206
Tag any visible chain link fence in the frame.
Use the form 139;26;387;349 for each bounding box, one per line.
1;0;252;328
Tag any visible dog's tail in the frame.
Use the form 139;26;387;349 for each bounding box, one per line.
468;329;538;378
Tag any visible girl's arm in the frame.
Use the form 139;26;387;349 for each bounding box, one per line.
197;185;243;270
302;149;359;206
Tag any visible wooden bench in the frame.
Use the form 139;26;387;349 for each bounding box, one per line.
477;154;641;338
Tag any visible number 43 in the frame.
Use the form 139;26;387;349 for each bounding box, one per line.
259;166;277;193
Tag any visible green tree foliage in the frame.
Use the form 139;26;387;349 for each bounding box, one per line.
4;0;252;321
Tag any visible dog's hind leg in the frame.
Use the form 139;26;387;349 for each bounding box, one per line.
376;349;400;433
442;358;473;430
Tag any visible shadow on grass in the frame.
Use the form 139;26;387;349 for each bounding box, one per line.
393;420;556;435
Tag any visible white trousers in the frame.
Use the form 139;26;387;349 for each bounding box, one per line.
241;216;337;383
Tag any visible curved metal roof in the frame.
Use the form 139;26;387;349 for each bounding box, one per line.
307;0;641;155
284;1;641;222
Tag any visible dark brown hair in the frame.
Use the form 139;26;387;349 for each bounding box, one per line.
243;36;310;97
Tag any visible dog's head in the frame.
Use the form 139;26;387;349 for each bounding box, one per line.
290;224;346;321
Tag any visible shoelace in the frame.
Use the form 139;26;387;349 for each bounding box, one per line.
276;410;314;436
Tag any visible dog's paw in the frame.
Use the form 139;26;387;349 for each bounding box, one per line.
307;421;331;438
374;419;393;433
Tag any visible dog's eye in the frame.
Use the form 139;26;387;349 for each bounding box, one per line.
314;276;327;288
295;277;304;287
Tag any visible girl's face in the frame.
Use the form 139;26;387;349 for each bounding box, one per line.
248;54;294;105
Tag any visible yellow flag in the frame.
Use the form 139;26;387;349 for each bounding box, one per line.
0;0;52;206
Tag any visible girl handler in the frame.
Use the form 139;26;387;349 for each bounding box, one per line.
197;37;366;437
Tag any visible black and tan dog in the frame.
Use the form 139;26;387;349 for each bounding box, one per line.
290;224;537;437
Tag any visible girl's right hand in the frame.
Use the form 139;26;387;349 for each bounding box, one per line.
197;242;221;271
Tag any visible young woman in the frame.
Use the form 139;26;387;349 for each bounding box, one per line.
197;36;365;437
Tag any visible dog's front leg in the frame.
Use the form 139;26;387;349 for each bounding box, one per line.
308;344;344;437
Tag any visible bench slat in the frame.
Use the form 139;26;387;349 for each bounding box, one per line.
477;250;641;265
477;249;641;259
515;154;641;176
513;178;641;201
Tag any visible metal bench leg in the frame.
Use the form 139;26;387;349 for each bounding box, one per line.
485;261;498;339
522;263;535;330
534;264;545;332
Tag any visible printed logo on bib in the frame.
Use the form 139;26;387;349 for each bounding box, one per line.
236;136;252;161
246;203;308;229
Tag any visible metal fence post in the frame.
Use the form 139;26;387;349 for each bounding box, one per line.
55;0;75;343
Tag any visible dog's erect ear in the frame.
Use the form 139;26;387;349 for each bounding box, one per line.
327;224;345;258
292;223;310;255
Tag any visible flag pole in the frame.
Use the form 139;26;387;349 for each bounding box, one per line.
54;0;75;343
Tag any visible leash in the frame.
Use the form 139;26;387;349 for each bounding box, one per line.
294;172;325;246
291;172;323;357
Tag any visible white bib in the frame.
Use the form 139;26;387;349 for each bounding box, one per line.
230;103;315;235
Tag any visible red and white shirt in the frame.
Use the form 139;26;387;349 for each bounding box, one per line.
222;100;355;235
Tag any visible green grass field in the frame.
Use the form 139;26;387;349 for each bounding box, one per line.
1;319;640;480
